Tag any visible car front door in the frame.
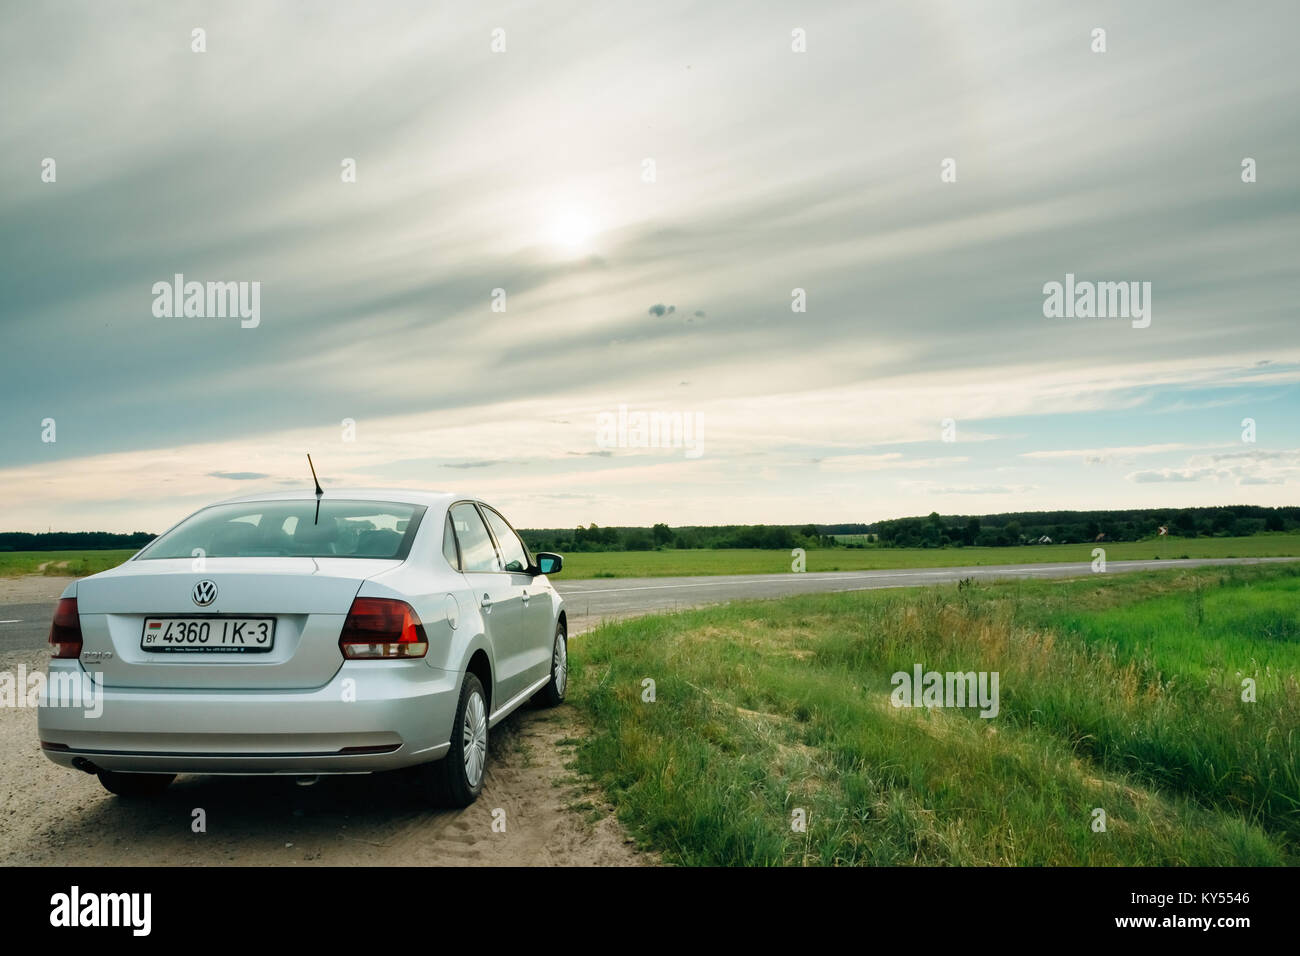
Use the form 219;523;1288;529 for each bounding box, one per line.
480;504;553;690
448;502;523;709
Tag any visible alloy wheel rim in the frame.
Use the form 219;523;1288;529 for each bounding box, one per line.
554;633;568;696
463;691;487;787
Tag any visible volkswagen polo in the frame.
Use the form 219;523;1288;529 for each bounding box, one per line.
36;490;567;807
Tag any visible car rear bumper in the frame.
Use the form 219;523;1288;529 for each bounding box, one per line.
36;659;460;774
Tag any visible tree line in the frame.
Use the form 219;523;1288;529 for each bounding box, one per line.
4;506;1297;554
524;506;1300;552
520;523;844;553
869;505;1300;549
0;531;155;553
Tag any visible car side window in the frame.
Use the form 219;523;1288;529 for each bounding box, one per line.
442;513;461;570
449;503;501;573
481;506;530;573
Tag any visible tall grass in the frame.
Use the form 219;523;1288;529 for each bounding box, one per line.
569;565;1299;865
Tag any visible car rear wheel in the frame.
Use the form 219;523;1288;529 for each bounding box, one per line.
97;770;175;798
411;672;487;808
534;621;567;707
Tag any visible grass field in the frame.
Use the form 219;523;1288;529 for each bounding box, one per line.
555;533;1300;578
568;564;1300;865
3;533;1300;580
0;549;138;578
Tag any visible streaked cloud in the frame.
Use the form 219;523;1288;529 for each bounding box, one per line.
1;1;1298;531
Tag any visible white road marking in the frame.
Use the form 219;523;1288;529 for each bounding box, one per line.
565;581;765;595
0;619;22;624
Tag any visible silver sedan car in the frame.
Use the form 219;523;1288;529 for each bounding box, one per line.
37;490;568;807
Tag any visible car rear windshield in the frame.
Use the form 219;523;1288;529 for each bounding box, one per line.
136;500;426;560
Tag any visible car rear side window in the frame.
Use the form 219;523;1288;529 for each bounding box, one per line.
481;506;530;573
449;503;500;573
442;513;461;570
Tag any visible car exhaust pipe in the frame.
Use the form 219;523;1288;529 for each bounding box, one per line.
295;775;321;787
71;757;100;775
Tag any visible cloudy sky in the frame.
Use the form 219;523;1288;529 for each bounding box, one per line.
2;1;1298;534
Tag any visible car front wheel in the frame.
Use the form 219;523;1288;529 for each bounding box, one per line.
534;621;567;707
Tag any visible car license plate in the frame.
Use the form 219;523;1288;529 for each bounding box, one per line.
141;617;275;653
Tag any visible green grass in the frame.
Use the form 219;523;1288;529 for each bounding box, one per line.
568;564;1300;865
0;549;136;578
4;533;1300;579
554;533;1300;578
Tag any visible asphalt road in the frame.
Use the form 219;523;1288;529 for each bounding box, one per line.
0;602;56;652
5;561;1294;650
6;556;1292;650
554;556;1299;633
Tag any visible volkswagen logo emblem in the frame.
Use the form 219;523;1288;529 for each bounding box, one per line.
192;580;218;607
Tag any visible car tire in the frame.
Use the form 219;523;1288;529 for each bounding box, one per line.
97;770;176;798
413;672;488;808
534;621;568;707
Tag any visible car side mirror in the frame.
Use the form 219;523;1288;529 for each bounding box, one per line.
534;552;563;575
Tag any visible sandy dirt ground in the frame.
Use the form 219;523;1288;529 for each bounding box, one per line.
0;574;75;604
0;575;653;867
1;645;650;866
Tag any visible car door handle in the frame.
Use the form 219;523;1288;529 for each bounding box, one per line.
480;593;492;612
521;588;530;605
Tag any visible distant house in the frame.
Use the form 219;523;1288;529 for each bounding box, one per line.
1037;535;1053;544
1157;526;1168;536
1094;532;1108;542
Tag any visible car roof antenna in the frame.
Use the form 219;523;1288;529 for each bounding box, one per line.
307;454;324;524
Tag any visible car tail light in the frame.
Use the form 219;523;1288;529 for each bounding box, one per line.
48;597;83;659
339;597;428;659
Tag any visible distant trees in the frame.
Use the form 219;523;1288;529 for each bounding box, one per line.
521;522;821;553
1173;510;1199;536
0;531;155;552
870;505;1296;549
16;508;1290;557
624;530;655;551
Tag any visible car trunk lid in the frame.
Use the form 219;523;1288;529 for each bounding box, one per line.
73;557;400;689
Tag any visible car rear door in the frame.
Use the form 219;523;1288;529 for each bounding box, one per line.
448;502;524;705
480;504;553;691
